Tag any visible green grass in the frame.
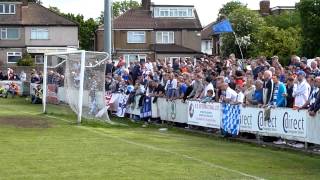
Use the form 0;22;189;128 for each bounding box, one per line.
0;98;320;180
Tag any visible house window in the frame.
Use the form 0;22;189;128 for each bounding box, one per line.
127;31;145;43
124;54;147;65
0;4;15;14
35;55;44;64
154;7;194;18
7;52;22;63
156;32;174;44
0;28;20;40
31;28;49;40
205;40;212;50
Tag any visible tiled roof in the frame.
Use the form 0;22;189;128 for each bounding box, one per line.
111;8;202;30
113;9;154;29
0;3;77;26
201;21;216;40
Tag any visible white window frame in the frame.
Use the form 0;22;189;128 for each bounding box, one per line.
154;7;194;18
124;54;147;66
35;55;44;64
31;28;49;40
7;52;22;64
0;28;20;40
0;4;16;14
127;31;146;44
156;31;174;44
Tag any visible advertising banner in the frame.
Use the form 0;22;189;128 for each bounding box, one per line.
187;101;221;128
239;106;261;132
270;108;307;138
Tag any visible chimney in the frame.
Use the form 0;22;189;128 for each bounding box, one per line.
260;0;270;16
142;0;151;10
22;0;28;6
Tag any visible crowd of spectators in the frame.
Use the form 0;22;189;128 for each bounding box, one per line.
105;55;320;118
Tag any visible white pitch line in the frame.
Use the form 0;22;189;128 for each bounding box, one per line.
82;127;266;180
18;111;265;179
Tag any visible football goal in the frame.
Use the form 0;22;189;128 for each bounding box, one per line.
43;50;110;124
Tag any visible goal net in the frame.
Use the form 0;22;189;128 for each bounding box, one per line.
43;50;111;124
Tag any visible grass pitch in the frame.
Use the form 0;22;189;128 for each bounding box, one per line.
0;98;320;180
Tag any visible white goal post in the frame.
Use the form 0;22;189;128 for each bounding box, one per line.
43;50;109;124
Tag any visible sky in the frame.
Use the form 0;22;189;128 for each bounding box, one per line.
41;0;300;26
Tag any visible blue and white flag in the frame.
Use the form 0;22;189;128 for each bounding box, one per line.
222;104;241;136
116;94;128;117
212;20;234;34
140;96;152;118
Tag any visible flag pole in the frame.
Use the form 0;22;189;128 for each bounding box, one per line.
233;32;244;60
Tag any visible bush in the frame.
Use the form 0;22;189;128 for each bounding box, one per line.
17;54;35;66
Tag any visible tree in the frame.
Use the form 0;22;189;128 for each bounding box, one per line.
220;7;266;58
264;11;301;30
217;1;246;21
97;0;140;25
297;0;320;57
49;6;61;14
252;26;301;65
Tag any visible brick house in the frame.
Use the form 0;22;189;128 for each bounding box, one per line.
0;0;78;68
96;0;202;63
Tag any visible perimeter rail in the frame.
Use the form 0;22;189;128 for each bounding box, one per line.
108;94;320;145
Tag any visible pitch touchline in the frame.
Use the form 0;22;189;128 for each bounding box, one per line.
19;111;265;180
83;127;265;180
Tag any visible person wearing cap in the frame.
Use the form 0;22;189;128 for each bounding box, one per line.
292;70;311;109
308;77;320;116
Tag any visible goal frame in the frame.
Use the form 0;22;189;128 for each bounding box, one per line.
43;50;109;124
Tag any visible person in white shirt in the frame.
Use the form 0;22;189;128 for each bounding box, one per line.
20;71;27;82
293;70;311;108
145;58;154;74
221;82;237;103
201;77;215;98
235;84;245;104
165;73;177;99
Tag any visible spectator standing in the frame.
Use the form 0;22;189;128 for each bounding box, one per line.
263;70;274;105
286;77;295;108
309;77;320;116
271;75;287;107
293;71;311;108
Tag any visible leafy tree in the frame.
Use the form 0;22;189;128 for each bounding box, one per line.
264;11;301;30
252;26;301;65
217;1;246;21
220;7;266;58
297;0;320;57
17;54;35;66
48;6;61;14
97;0;140;25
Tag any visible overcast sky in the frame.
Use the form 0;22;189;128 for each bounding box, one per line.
41;0;300;26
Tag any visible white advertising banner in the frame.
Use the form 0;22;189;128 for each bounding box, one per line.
239;106;261;132
187;101;221;128
157;98;168;121
270;108;307;138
